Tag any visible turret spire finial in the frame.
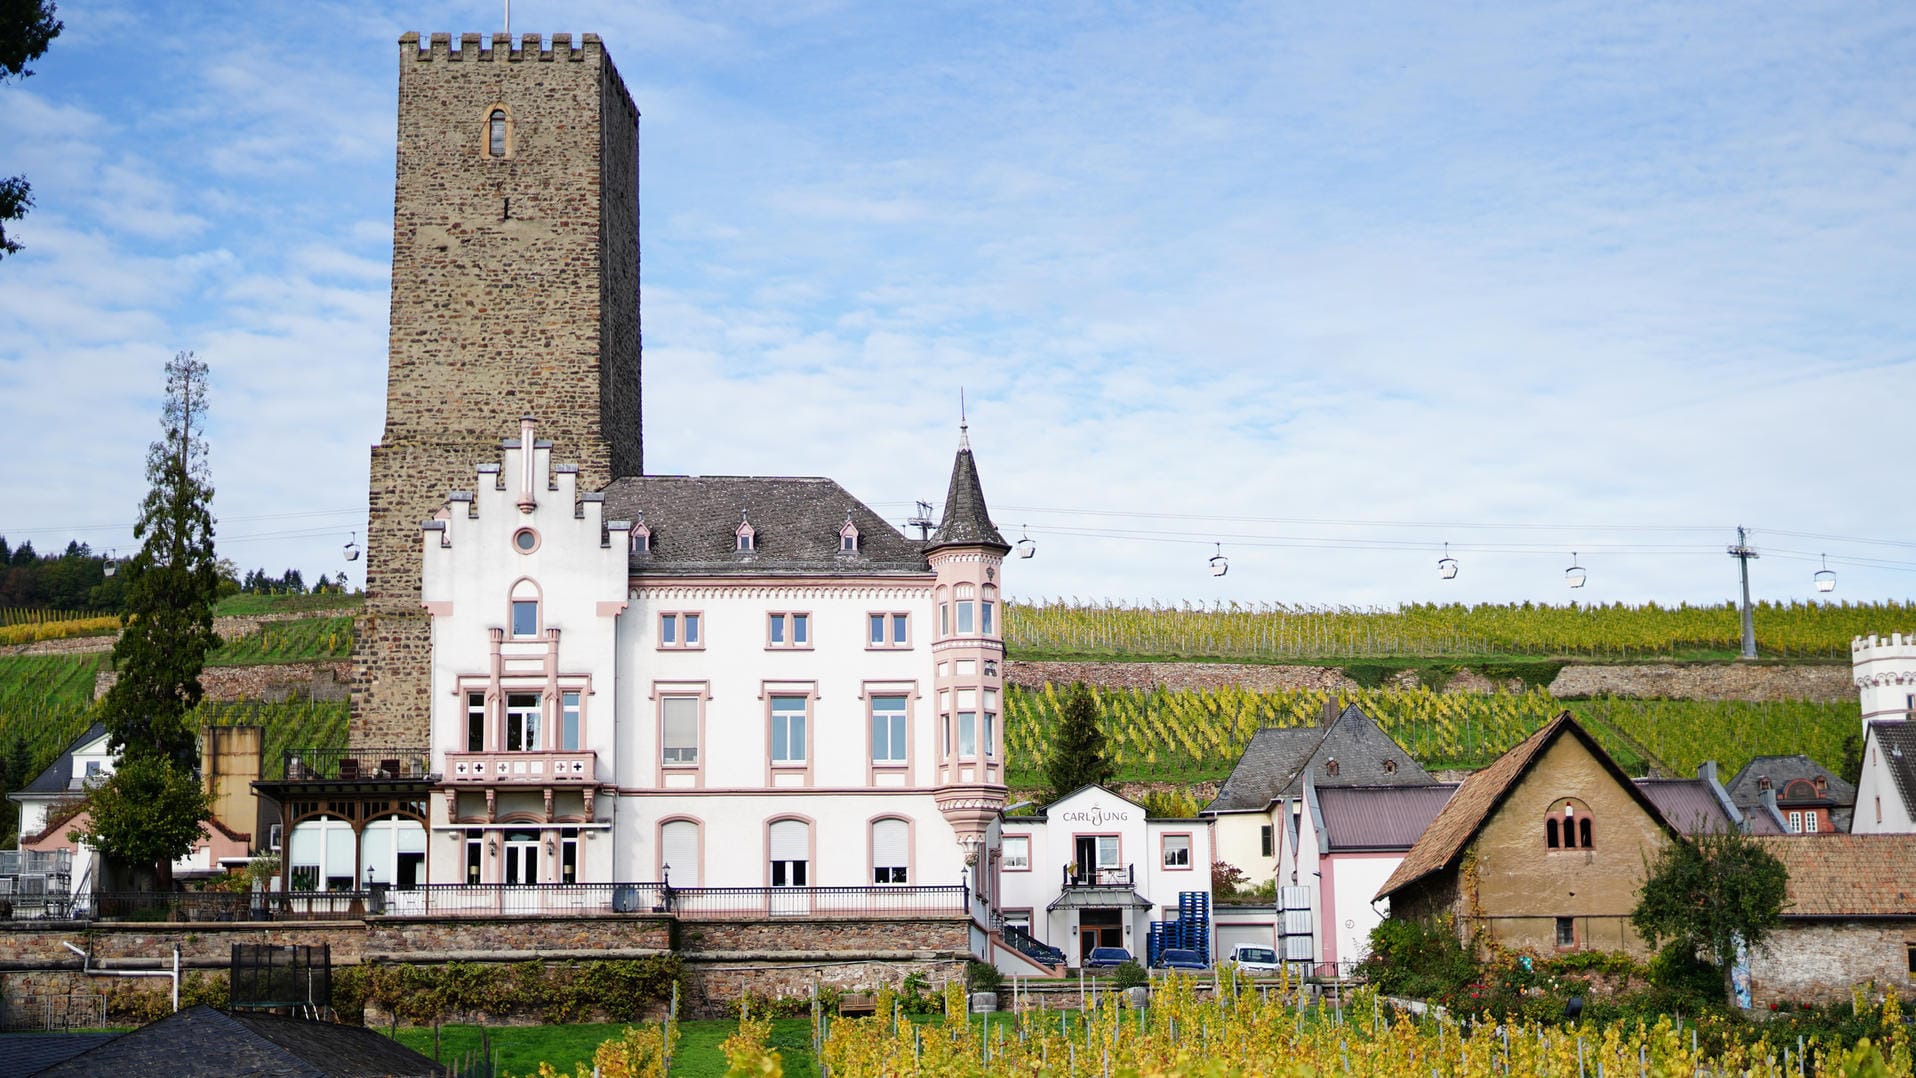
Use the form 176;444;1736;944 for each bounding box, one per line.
958;387;970;450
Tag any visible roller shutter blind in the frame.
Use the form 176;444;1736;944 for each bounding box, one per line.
662;821;699;887
873;818;909;882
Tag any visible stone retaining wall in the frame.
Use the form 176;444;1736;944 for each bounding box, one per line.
92;660;354;703
1750;920;1916;1008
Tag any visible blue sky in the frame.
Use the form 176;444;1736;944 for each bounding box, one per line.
3;1;1915;609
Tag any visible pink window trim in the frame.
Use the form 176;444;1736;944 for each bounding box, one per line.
652;681;711;788
658;815;705;887
864;611;912;650
764;814;817;888
763;682;818;787
766;611;815;650
1160;831;1195;872
867;814;915;886
1000;833;1033;873
861;681;917;785
657;609;706;650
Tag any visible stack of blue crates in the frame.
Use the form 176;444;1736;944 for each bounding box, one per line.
1145;891;1212;965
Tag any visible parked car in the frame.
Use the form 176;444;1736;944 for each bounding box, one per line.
1152;948;1208;972
1083;946;1133;969
1226;944;1280;975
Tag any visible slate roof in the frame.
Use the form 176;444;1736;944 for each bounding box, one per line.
31;1005;445;1077
1316;785;1457;852
1865;721;1916;821
1204;704;1431;814
1725;755;1855;809
1633;779;1737;835
925;434;1010;554
600;476;930;575
1375;713;1677;902
1755;834;1916;918
14;723;107;796
8;1033;118;1076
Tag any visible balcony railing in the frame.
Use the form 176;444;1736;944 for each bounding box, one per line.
280;748;431;782
444;750;597;784
998;920;1066;966
1062;864;1134;888
0;851;72;877
668;884;969;919
376;883;665;916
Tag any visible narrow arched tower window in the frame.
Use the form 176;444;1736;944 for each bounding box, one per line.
489;109;508;157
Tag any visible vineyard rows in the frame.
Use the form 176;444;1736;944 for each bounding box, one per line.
1003;683;1858;789
207;615;355;666
1005;598;1913;660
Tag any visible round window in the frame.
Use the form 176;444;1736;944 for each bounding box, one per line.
513;528;538;553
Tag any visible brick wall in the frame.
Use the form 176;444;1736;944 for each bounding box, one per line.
355;31;643;750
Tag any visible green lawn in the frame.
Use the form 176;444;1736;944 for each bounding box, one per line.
389;1017;823;1077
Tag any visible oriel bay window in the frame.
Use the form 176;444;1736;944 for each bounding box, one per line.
954;584;976;634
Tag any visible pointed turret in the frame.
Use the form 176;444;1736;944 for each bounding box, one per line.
926;424;1011;554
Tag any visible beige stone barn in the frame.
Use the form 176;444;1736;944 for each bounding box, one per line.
1747;834;1916;1007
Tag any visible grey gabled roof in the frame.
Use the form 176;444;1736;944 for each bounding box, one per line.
600;475;930;575
1317;784;1458;852
1203;703;1431;814
14;722;107;797
31;1004;444;1077
1724;754;1855;809
1634;778;1738;835
925;434;1009;555
1868;721;1916;821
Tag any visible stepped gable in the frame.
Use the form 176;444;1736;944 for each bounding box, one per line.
1869;720;1916;822
1376;713;1678;901
925;429;1010;554
1204;702;1431;814
601;475;929;575
1754;833;1916;917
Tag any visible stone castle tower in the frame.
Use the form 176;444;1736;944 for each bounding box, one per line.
355;32;643;747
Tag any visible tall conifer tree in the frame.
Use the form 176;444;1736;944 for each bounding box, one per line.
1045;682;1113;803
100;351;221;765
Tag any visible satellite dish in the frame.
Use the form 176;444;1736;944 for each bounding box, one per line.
1437;542;1459;580
1814;554;1836;594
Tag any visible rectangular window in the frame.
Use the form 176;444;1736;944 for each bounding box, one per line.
1163;835;1192;869
1556;916;1575;949
956;601;975;634
1788;810;1803;833
659;611;702;647
983;711;996;758
768;613;811;648
511;600;538;638
560;828;579;884
505;692;541;751
981;600;994;635
465;830;483;885
661;697;699;765
871;695;908;764
661;614;677;645
1096;835;1120;868
868;612;910;647
561;691;581;751
772;695;807;764
957;711;977;758
1260;825;1274;858
1907;943;1916;979
1806;812;1819;833
1002;835;1030;871
939;603;950;636
467;692;486;752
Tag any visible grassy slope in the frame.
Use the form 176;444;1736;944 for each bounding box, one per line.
391;1018;823;1077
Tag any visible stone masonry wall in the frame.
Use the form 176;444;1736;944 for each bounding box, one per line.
356;32;643;750
1750;920;1916;1008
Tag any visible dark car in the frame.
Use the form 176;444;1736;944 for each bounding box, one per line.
1152;948;1208;972
1083;946;1133;969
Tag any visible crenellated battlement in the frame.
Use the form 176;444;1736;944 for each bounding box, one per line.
399;31;600;62
1853;633;1916;662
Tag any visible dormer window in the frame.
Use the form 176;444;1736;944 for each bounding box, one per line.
1382;759;1397;775
839;513;859;553
488;109;507;157
735;512;756;553
631;523;651;554
1325;758;1339;777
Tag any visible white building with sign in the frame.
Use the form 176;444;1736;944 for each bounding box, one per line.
996;785;1213;969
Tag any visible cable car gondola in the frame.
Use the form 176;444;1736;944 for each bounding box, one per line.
1208;542;1228;578
1565;553;1587;589
1437;542;1459;580
343;532;361;563
102;550;118;578
1016;525;1036;560
1814;554;1836;594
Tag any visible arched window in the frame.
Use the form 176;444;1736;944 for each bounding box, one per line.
1546;799;1594;849
872;818;909;884
488;109;507;157
661;819;700;887
288;816;356;892
509;579;540;638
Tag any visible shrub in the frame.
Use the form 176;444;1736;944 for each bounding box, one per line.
965;959;1004;995
1111;960;1147;989
1358;916;1476;1001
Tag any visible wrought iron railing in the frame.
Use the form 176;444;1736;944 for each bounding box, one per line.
1061;863;1134;888
999;921;1066;966
375;883;668;917
83;890;368;922
668;884;969;919
279;748;431;782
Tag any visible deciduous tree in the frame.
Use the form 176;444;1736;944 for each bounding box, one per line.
69;755;211;890
1;0;62;259
1631;828;1788;1007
